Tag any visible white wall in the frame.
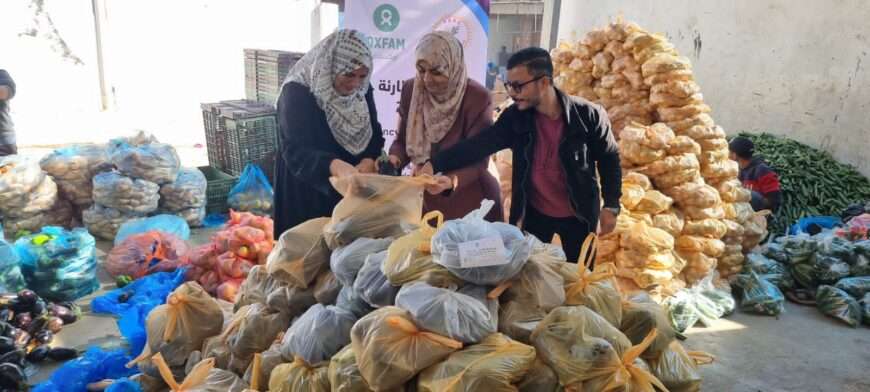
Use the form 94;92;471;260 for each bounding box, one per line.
557;0;870;177
1;0;318;147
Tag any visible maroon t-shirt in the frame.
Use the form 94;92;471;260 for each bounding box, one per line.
529;112;574;218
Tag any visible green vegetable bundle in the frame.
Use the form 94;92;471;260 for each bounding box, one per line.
737;133;870;235
816;285;861;328
734;272;785;317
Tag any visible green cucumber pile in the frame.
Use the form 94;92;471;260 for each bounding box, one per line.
737;133;870;234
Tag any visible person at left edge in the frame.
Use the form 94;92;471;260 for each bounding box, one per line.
0;69;17;157
273;29;385;238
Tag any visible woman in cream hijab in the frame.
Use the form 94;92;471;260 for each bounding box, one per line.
389;31;502;221
274;29;385;236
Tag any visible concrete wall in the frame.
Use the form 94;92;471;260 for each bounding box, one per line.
557;0;870;177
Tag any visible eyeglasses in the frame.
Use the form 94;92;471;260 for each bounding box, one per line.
504;75;545;93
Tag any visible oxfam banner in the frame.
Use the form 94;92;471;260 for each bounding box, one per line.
344;0;490;149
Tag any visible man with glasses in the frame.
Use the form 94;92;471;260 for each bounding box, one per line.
418;47;621;263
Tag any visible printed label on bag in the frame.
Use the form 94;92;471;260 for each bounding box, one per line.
458;237;507;268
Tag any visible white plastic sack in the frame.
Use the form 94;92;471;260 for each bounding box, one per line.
280;304;357;365
431;200;532;285
93;171;160;214
39;144;110;206
109;131;181;184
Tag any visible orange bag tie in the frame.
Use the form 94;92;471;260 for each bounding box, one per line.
153;352;214;391
417;210;444;253
602;329;670;392
249;352;263;390
219;305;253;344
487;281;512;299
125;344;152;369
163;292;188;342
687;350;716;366
385;315;463;350
566;233;617;298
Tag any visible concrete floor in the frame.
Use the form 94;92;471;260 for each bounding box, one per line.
30;228;870;390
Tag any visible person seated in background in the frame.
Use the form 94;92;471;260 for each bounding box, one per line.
729;136;782;212
0;69;17;157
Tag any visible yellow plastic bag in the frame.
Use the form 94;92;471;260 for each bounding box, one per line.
644;69;694;87
651;79;700;98
350;307;463;391
325;174;431;249
564;235;624;327
129;282;225;374
383;211;464;288
267;217;331;288
634;190;674;215
682;219;728;239
653;169;701;190
668;183;721;209
650;92;703;108
667;136;701;156
699;148;730;166
665;113;713;134
498;298;549;344
417;333;536;392
616;249;676;271
617;267;674;289
614;213;654;236
683;205;726;221
697;138;729;153
597;232;621;259
642;153;700;178
743;211;769;240
530;306;633;387
676;236;726;257
620;123;675;150
269;357;330;392
685;125;726;141
620;183;646;210
517;358;562;392
152;353;246;392
652;210;685;238
649;341;714;392
701;158;739;180
328;345;379;392
733;202;755;223
504;251;567;311
641;54;691;77
620;293;678;360
620;221;675;255
657;104;712;123
620;143;666;166
622;172;652;190
576;330;671;392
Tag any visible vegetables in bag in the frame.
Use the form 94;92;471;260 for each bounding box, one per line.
228;164;274;216
734;272;785;316
383;211;463;288
349;306;462;391
620;292;679;360
502;249;566;312
105;231;190;279
336;285;374;319
160;168;207;212
395;282;495;344
324;174;429;249
151;354;246;392
15;226;99;302
109;131;181;185
431;200;532;285
834;277;870;299
516;358;562;392
330;237;392;287
93;171;160;214
498;298;548;344
280;304;357;366
417;333;536;392
564;234;623;327
313;270;342;305
816;285;861;328
648;341;713;392
39;144;110;206
327;345;382;392
268;357;330;392
83;204;144;240
225;303;291;363
0;231;25;292
267;217;331;288
353;250;400;308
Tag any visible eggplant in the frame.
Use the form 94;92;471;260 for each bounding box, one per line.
32;299;47;316
34;330;53;345
47;317;64;334
0;310;11;323
27;316;49;336
47;347;79;361
0;321;11;338
15;291;36;306
12;313;30;330
26;345;50;363
0;349;25;366
0;337;14;355
53;303;79;325
0;363;25;390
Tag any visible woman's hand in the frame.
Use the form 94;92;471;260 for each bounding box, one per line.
425;175;454;195
330;159;359;178
356;158;376;174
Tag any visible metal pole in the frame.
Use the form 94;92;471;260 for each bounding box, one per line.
91;0;109;111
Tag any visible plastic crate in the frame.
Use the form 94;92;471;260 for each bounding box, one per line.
201;100;278;184
198;166;237;214
244;49;303;106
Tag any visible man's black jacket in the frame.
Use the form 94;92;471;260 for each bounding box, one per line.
431;87;622;231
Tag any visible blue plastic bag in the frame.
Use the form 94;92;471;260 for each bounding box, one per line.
228;164;274;216
92;268;187;354
32;347;138;392
0;228;26;292
114;214;191;246
14;226;99;302
789;216;841;235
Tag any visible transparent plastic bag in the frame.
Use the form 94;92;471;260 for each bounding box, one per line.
816;285;861;328
330;237;392;287
105;231;190;278
152;354;246;392
834;277;870;299
268;357;330;392
15;226;99;302
0;230;26;292
115;214;191;245
564;235;624;327
243;344;284;392
0;155;46;212
664;276;729;333
3;197;74;238
313;270;342;305
336;284;374;319
40;144;110;206
529;306;632;387
648;341;712;392
267;217;331;288
516;358;561;392
228;164;274;216
652;210;685;238
620;221;674;255
498;299;548;344
225;303;291;363
328;345;391;392
83;204;144;240
432;200;532;286
395;282;495;344
324;174;429;249
281;304;357;366
353;250;400;308
169;206;206;228
109;131;181;184
2;174;58;218
417;333;536;392
503;250;566;312
383;212;464;288
735;272;785;316
620;292;679;360
349;306;463;391
160;168;207;211
93;171;160;214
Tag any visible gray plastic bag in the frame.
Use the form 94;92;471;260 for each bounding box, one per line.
395;282;495;344
280;304;357;365
353;250;400;308
330;237;392;286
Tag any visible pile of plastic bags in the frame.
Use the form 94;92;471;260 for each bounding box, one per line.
187;210;275;301
160;168;208;227
551;19;767;296
108;131;181;185
113;172;710;392
39;144;110;208
0;156;74;236
14;226;99;302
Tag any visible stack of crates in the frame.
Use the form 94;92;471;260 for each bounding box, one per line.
244;49;304;106
201;99;278;184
